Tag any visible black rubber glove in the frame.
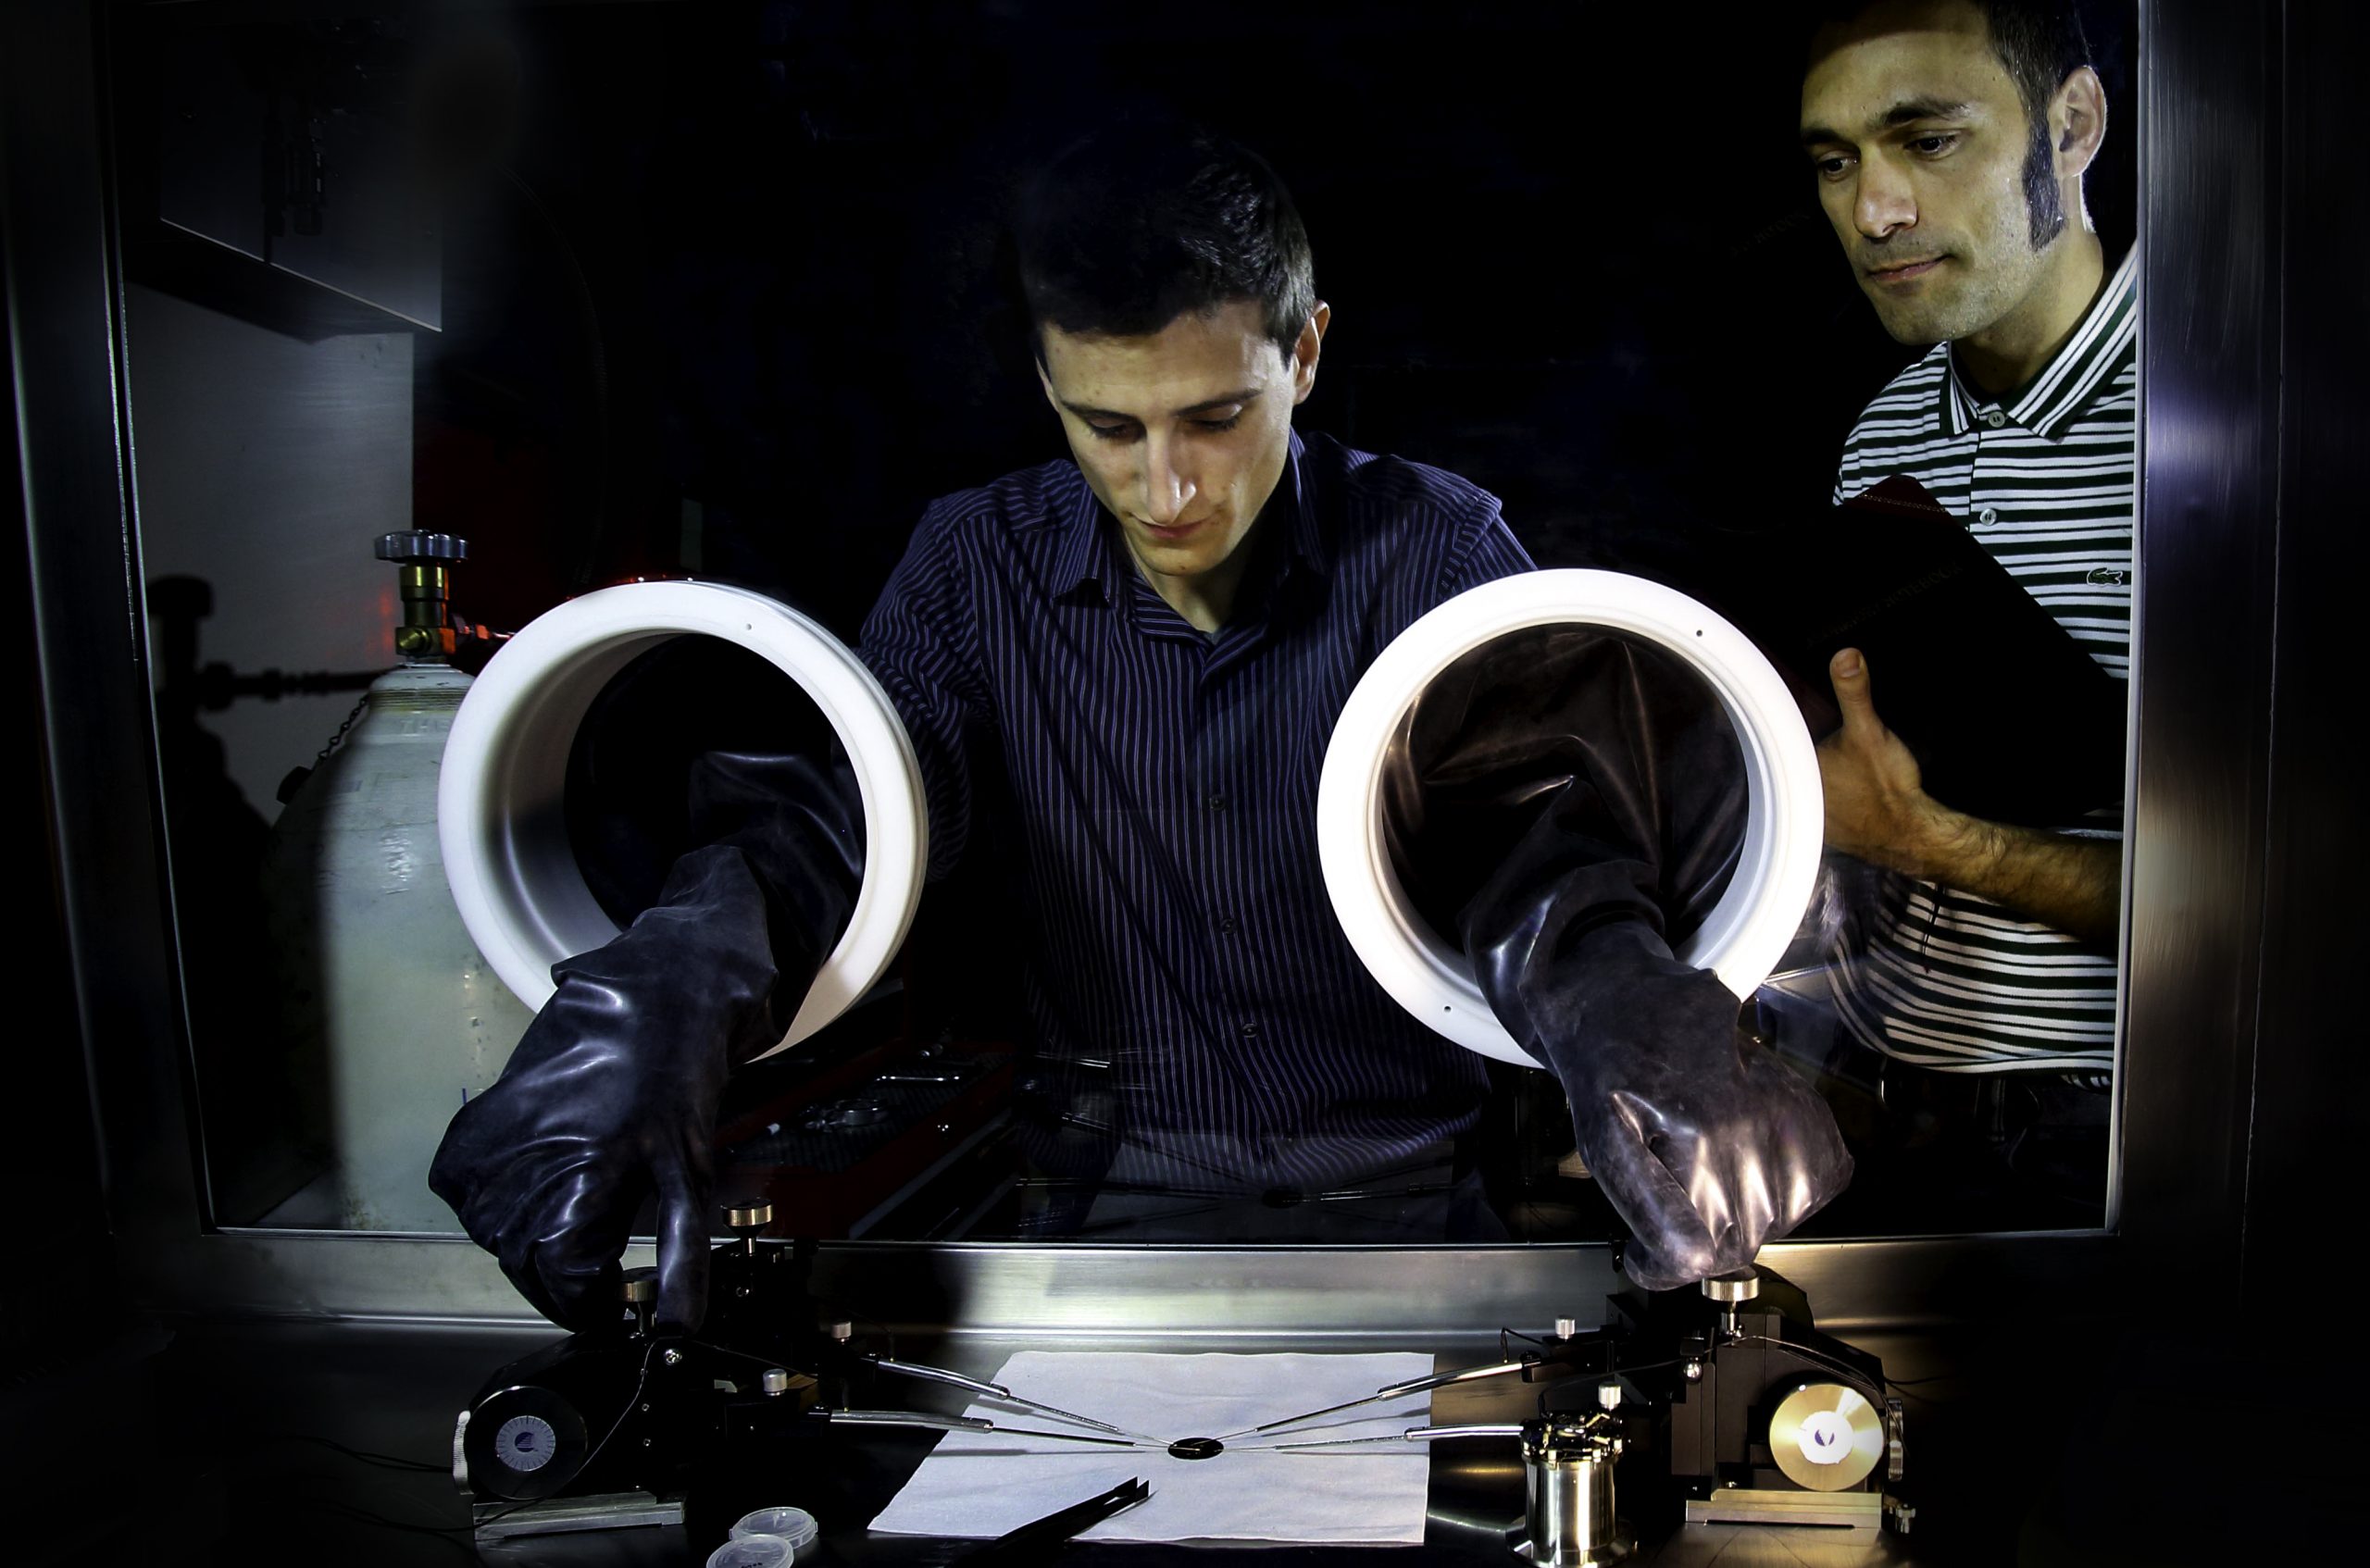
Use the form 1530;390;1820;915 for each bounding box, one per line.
430;747;861;1331
1390;626;1852;1290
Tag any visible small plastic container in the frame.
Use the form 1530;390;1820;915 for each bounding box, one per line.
705;1536;793;1568
729;1506;820;1560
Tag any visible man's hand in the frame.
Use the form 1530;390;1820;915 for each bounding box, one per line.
430;848;771;1332
1817;648;2120;948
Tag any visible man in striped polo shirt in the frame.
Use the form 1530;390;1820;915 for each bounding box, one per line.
1794;0;2128;1215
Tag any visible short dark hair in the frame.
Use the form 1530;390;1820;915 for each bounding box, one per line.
1013;119;1316;361
1812;0;2094;247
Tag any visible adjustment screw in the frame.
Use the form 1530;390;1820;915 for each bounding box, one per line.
661;1350;682;1367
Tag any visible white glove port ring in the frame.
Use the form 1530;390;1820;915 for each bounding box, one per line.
1316;569;1824;1068
437;580;928;1057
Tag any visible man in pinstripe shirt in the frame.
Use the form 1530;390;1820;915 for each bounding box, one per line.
1796;0;2127;1212
853;121;1543;1232
433;118;1854;1325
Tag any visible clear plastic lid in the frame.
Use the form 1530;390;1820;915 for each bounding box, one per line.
705;1534;794;1568
729;1506;820;1548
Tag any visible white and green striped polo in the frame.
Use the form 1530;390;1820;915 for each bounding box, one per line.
1825;246;2136;1075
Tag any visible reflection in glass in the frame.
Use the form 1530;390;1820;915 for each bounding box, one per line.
123;0;2134;1250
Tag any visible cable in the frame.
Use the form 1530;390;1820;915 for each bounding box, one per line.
290;1497;486;1564
259;1431;448;1474
1725;1335;1889;1402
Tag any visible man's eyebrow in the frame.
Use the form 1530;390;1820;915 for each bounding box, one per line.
1801;97;1977;146
1060;387;1265;421
1878;95;1976;126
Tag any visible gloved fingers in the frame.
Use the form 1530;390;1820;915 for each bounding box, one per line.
1585;1106;1728;1291
652;1164;716;1334
530;1243;629;1335
518;1158;647;1333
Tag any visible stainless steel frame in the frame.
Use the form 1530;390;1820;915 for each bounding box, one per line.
8;0;2324;1338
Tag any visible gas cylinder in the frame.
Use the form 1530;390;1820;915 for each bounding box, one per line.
261;532;533;1230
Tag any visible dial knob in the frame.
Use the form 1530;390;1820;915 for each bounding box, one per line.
726;1202;774;1228
375;531;468;562
1702;1269;1760;1304
619;1269;657;1305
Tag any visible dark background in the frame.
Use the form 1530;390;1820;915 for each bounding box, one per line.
406;0;2133;641
106;0;2137;1235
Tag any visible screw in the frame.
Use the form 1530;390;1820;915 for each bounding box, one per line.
661;1350;682;1367
1554;1316;1578;1340
1684;1361;1703;1383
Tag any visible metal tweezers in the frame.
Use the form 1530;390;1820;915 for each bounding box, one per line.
955;1475;1153;1563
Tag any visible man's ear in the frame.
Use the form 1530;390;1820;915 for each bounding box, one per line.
1035;355;1059;411
2052;65;2106;183
1291;302;1331;404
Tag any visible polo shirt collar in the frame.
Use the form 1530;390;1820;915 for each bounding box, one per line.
1941;244;2139;440
1050;428;1328;605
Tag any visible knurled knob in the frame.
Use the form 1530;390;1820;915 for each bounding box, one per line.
619;1269;658;1305
726;1202;774;1228
375;530;468;562
1703;1269;1760;1304
762;1368;792;1396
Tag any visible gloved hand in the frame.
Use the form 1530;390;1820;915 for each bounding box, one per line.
1390;626;1852;1290
430;747;862;1331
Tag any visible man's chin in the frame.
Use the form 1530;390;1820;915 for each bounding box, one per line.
1865;292;1956;347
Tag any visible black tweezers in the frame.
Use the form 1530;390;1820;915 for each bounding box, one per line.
955;1475;1153;1563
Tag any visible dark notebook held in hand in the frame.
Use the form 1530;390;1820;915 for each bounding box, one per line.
1725;475;2127;829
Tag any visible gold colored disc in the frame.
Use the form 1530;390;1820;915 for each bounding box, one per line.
1767;1381;1884;1492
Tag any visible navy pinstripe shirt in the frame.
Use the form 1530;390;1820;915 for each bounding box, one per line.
858;430;1535;1186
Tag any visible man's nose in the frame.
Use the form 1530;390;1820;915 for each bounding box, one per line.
1141;435;1197;525
1854;154;1917;240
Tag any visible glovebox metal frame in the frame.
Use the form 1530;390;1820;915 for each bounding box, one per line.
7;0;2291;1340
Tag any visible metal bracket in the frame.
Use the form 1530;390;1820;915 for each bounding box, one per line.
473;1490;683;1541
1683;1487;1883;1530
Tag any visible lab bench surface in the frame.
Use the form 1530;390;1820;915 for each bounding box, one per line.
56;1313;2118;1567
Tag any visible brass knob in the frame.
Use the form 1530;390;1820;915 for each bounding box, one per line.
619;1269;657;1305
725;1203;774;1229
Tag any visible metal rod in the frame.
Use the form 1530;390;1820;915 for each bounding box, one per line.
867;1357;1159;1442
1249;1422;1526;1453
1210;1359;1534;1443
818;1409;1158;1450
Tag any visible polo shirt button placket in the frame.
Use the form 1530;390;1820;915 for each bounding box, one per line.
1975;505;2001;528
1982;408;2007;429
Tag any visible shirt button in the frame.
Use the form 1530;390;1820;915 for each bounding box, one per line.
1239;1021;1260;1039
1982;409;2007;429
1205;791;1229;813
1216;915;1237;935
1976;506;2000;527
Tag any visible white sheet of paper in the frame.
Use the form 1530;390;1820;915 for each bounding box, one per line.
865;1350;1436;1545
